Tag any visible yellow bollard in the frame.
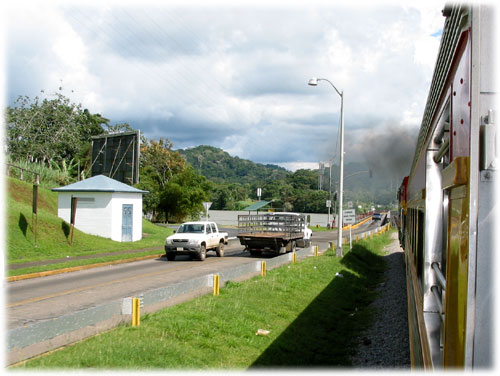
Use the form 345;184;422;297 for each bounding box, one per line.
292;252;297;263
261;261;267;276
213;274;220;296
132;297;140;327
314;245;318;256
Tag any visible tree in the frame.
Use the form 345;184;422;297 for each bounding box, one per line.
135;165;161;220
6;91;108;168
159;165;210;222
140;138;185;188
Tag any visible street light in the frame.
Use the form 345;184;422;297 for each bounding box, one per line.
308;77;345;257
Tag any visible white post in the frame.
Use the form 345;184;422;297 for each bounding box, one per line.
202;202;212;221
349;225;352;250
308;77;345;257
337;91;345;257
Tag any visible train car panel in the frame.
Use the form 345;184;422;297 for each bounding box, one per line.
398;4;496;370
444;184;469;367
450;31;471;161
467;5;496;367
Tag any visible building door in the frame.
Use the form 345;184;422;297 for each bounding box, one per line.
122;204;133;242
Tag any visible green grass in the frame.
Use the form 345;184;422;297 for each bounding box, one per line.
6;177;172;276
15;232;392;369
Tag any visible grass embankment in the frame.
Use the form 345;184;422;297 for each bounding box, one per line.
310;225;335;232
16;232;392;369
6;177;172;276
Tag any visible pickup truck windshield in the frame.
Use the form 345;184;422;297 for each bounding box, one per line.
177;224;205;233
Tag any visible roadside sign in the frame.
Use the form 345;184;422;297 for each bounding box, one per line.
326;200;331;208
343;209;356;225
344;216;356;224
348;201;353;208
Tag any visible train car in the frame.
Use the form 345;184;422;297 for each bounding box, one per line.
397;176;409;247
399;4;496;369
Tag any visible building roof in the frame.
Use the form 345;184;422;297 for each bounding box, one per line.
52;175;148;194
243;200;272;211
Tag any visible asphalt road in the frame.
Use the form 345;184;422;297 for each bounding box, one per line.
7;220;381;330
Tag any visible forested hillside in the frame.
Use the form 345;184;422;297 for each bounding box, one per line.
179;145;288;184
178;145;397;213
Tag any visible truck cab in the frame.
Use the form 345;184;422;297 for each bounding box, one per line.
165;221;228;261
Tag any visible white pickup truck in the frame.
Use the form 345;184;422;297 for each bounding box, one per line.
164;221;229;261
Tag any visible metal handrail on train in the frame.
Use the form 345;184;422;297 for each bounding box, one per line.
431;286;444;317
431;262;446;319
431;262;446;290
433;138;450;163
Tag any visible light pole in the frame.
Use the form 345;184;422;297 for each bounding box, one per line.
308;77;345;257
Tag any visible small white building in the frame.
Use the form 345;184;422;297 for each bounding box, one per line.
52;175;148;242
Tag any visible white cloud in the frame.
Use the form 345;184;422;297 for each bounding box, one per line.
5;1;446;168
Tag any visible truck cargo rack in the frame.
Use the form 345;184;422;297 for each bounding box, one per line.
237;213;305;239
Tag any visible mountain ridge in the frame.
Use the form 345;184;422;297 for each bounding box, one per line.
177;145;397;208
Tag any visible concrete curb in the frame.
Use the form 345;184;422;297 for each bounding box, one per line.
7;239;240;282
6;253;164;282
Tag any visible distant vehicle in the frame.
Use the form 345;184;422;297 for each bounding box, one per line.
164;221;229;261
237;212;312;256
372;213;381;221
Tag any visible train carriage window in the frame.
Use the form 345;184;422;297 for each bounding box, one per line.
417;209;425;288
410;209;416;258
434;99;451;169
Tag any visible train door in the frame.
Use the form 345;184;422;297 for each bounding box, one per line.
443;184;469;367
442;27;471;366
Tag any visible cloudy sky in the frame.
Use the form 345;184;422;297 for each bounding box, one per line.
4;0;446;174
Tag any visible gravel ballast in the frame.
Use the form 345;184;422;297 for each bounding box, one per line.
351;232;411;368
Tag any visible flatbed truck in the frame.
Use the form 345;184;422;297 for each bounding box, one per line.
237;212;312;256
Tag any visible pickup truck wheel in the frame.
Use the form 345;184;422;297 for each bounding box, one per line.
216;241;224;257
166;253;176;261
197;244;207;261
